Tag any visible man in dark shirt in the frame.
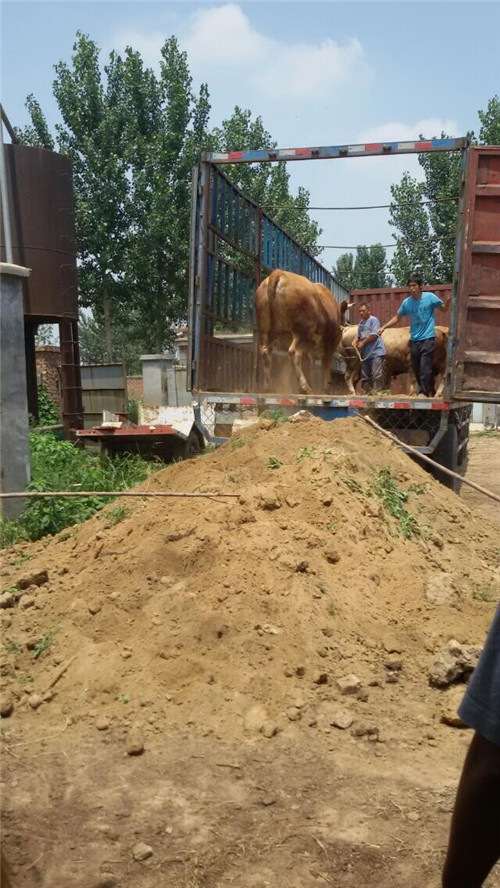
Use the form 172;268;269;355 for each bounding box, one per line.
442;603;500;887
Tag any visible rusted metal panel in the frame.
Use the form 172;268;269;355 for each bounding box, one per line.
348;284;452;327
452;146;500;401
1;144;78;320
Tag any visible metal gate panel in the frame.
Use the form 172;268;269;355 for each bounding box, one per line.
189;163;349;394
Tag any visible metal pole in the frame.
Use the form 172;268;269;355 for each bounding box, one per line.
0;118;13;264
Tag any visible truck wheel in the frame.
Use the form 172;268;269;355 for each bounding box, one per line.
430;424;461;493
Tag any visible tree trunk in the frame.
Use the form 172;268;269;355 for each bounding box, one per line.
103;290;113;362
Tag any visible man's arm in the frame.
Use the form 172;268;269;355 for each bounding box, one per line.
378;314;401;335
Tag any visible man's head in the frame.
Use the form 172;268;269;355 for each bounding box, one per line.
359;303;371;320
407;273;424;299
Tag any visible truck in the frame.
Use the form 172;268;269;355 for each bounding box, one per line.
186;138;500;492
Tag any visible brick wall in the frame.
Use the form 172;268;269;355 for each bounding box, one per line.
35;346;62;414
127;376;143;401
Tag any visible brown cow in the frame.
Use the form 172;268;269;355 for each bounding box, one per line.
256;269;351;394
339;325;449;396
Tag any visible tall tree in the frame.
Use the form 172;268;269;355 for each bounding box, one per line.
52;34;132;359
210;107;322;254
389;95;500;285
334;244;389;291
120;38;211;353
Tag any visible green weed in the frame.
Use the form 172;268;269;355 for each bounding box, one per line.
117;693;132;704
13;552;32;568
297;446;317;461
231;437;246;450
326;524;338;533
7;641;21;655
105;505;131;525
261;408;289;424
2;585;18;596
342;476;363;494
267;457;282;470
19;674;34;685
32;623;59;660
369;467;429;540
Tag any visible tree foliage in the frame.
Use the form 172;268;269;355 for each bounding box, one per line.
210;107;322;254
334;244;389;291
389;95;500;285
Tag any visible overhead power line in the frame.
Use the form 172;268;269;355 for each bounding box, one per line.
261;196;460;211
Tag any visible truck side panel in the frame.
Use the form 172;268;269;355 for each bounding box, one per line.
452;146;500;401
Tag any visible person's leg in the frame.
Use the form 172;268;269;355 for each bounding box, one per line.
360;356;372;393
372;356;385;392
409;339;423;393
419;337;435;396
442;732;500;888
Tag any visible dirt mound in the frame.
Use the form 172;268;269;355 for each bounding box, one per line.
1;416;499;748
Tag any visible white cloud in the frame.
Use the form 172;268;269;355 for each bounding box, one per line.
184;4;271;65
359;118;460;142
184;4;369;100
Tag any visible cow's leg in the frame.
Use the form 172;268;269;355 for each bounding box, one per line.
345;369;356;396
434;373;444;397
322;350;335;394
260;337;272;391
289;337;312;394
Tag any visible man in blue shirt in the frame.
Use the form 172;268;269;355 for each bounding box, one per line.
352;303;386;394
378;274;450;396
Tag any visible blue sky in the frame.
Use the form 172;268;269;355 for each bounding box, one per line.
2;1;499;269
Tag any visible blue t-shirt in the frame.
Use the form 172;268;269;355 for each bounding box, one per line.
357;315;386;358
397;291;443;341
459;604;500;747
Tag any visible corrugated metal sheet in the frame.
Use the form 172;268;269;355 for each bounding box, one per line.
80;363;127;429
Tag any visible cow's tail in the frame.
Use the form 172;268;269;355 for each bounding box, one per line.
267;270;282;332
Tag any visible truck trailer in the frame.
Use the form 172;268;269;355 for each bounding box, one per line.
187;139;500;491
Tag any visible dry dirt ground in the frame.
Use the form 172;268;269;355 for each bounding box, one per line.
1;417;499;888
461;432;500;528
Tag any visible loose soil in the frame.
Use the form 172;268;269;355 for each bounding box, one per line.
1;416;499;887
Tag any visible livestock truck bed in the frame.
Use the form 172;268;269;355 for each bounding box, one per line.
188;139;500;490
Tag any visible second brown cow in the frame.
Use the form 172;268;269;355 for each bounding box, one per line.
256;269;351;394
339;325;449;397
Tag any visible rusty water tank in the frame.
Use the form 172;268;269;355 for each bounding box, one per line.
0;143;78;320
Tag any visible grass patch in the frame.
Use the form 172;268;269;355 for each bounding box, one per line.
0;430;161;547
369;467;430;540
297;446;317;461
104;505;131;526
231;437;246;450
32;623;59;660
117;693;132;704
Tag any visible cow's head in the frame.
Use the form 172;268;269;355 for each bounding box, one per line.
340;301;355;327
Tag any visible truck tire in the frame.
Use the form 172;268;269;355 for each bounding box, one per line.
430;424;461;493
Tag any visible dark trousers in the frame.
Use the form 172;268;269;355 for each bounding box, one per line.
410;337;435;396
361;355;385;393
